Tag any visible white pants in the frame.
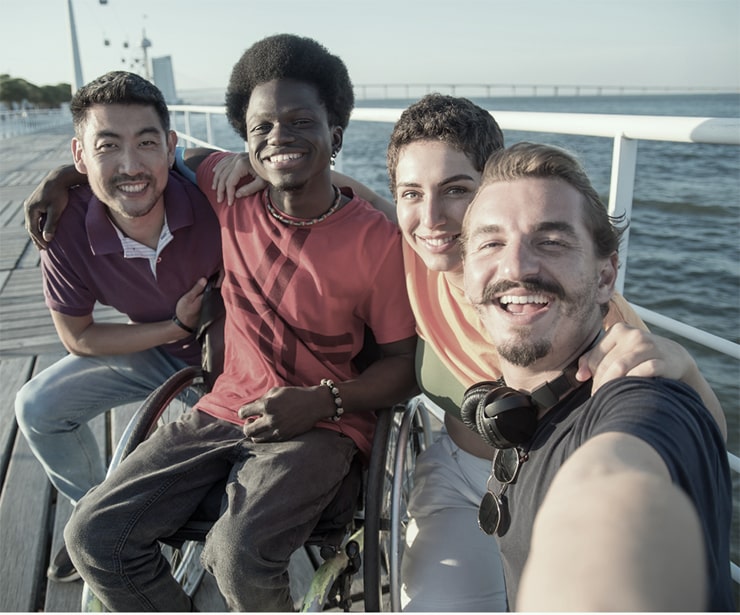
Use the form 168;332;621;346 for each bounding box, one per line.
401;429;507;611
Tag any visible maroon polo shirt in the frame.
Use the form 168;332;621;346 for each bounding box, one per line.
41;171;222;364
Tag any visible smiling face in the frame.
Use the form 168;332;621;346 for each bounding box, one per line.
394;140;480;276
245;78;342;195
463;176;616;372
72;103;175;221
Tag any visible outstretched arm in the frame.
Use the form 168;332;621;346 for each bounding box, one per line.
25;149;247;244
577;322;727;439
331;170;396;223
517;432;707;611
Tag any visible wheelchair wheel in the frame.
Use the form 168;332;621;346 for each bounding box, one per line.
81;366;207;612
363;397;431;611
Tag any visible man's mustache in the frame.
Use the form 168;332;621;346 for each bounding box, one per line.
480;278;565;303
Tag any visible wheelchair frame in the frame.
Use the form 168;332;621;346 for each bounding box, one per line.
81;365;431;612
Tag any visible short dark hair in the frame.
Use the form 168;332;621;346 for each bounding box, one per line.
225;34;355;141
70;71;170;137
386;94;504;195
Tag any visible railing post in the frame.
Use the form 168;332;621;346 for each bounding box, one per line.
206;113;214;146
184;111;193;148
608;135;638;294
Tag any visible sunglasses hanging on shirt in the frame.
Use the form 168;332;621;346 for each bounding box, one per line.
478;446;528;536
462;331;603;536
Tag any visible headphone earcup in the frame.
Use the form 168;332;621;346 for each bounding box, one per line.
476;387;538;448
460;381;500;436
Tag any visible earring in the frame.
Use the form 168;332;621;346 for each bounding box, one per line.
330;151;337;167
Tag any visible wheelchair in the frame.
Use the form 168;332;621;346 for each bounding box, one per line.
81;282;432;612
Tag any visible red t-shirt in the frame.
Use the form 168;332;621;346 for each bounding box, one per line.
195;153;415;456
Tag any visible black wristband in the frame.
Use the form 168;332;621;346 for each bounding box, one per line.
172;315;194;334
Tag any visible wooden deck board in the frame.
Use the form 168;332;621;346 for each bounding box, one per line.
0;354;59;612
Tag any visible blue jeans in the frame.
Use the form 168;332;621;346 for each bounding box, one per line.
15;349;189;504
65;411;358;611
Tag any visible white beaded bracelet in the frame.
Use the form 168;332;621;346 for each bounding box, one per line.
320;378;344;422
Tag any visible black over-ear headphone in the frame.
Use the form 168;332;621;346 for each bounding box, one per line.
460;332;602;448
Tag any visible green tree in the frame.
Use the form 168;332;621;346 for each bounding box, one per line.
0;75;71;108
39;83;72;108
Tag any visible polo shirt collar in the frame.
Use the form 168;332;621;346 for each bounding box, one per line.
85;171;195;255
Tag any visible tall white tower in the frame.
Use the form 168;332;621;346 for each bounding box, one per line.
66;0;84;93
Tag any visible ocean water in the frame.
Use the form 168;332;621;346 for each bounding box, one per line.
178;91;740;593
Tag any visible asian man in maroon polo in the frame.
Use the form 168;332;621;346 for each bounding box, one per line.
14;71;221;583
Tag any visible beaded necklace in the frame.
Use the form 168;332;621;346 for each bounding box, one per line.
264;185;342;227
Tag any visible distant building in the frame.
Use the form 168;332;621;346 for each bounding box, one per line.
152;56;180;104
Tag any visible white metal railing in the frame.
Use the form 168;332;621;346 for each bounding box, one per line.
0;107;72;138
170;105;232;151
170;104;740;588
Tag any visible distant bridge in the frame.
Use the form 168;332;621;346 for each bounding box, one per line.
353;83;740;100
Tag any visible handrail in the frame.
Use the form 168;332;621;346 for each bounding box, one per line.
350;108;740;145
0;108;72;138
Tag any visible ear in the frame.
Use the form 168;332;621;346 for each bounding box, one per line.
71;138;88;175
596;252;618;303
166;130;178;168
331;126;343;156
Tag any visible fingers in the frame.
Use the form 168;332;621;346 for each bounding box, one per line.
212;154;238;205
185;277;208;298
40;217;57;247
172;278;208;332
234;176;267;201
24;202;49;249
583;324;683;392
239;408;274;441
211;153;261;206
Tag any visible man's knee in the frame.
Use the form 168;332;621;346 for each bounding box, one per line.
65;492;113;570
203;536;291;610
14;379;48;434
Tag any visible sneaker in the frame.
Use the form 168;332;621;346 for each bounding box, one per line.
47;544;81;583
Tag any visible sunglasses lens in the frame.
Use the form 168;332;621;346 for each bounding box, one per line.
478;491;500;535
493;447;520;484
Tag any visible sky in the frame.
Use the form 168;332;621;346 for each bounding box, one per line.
2;0;739;96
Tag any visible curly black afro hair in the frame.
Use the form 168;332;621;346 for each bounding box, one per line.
225;34;354;141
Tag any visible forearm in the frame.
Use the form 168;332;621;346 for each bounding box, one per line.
58;320;190;357
330;342;419;415
25;164;90;247
181;146;220;173
331;170;397;223
519;473;706;611
517;433;707;611
44;164;88;188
